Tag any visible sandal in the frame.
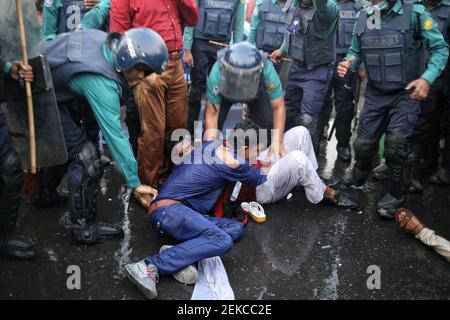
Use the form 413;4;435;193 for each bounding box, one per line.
241;202;266;223
394;208;425;236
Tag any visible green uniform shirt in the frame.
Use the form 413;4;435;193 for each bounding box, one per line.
280;0;339;54
345;0;449;85
80;0;110;30
248;0;285;45
183;0;246;50
41;0;110;42
2;60;12;75
206;58;283;105
67;45;140;189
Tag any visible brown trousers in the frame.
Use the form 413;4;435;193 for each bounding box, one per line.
133;57;187;186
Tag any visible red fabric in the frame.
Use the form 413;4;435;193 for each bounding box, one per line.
110;0;199;52
213;161;262;217
245;0;256;22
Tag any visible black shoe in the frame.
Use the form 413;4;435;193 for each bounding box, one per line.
408;177;424;193
0;234;36;260
32;190;69;209
322;190;360;210
429;168;450;185
376;193;405;219
337;146;351;162
372;163;389;181
71;221;124;245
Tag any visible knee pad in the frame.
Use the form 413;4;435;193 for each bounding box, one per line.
353;138;378;170
76;141;103;180
0;149;23;194
384;132;410;165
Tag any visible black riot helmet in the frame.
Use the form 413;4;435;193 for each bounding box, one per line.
219;42;265;103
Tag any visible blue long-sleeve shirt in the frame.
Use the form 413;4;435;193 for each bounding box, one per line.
156;140;266;214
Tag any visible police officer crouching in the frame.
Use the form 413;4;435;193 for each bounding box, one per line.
338;0;449;218
204;42;287;157
184;0;245;136
44;28;161;244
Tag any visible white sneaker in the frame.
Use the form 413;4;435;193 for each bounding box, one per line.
160;245;198;285
125;260;159;299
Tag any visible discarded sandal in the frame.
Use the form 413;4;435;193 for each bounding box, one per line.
241;202;266;223
394;208;425;236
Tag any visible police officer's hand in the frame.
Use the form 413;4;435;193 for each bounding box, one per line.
337;56;356;78
269;50;284;63
184;50;194;68
10;61;33;82
133;185;158;208
405;78;430;101
84;0;100;9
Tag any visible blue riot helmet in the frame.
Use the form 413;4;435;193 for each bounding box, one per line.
218;42;265;103
114;28;168;74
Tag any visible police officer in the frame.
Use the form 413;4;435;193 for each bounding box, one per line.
0;57;36;259
271;0;339;155
338;0;449;218
184;0;245;136
204;42;287;157
413;0;450;187
325;0;361;162
44;28;161;244
248;0;287;70
41;0;109;41
36;0;111;208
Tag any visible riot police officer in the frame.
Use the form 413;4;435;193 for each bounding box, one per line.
325;0;361;162
204;42;287;157
44;28;161;244
36;0;111;208
338;0;449;218
412;0;450;187
271;0;340;155
184;0;245;135
0;57;36;259
248;0;287;70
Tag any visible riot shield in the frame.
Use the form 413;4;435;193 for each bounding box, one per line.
278;60;292;91
0;1;68;169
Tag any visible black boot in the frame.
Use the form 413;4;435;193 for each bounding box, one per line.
0;149;36;259
0;234;36;260
69;142;124;245
337;146;352;162
376;193;405;219
372;163;389;181
342;166;369;187
429;167;450;185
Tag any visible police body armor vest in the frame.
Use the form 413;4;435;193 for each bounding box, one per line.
45;29;122;102
194;0;239;41
356;2;421;92
256;0;286;52
284;2;336;69
336;0;360;55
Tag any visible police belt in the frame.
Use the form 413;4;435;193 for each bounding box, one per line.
295;59;332;69
148;199;181;216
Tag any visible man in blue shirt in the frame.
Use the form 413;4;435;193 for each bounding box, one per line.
124;120;358;299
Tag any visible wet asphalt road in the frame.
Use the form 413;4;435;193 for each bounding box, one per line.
1;108;450;300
